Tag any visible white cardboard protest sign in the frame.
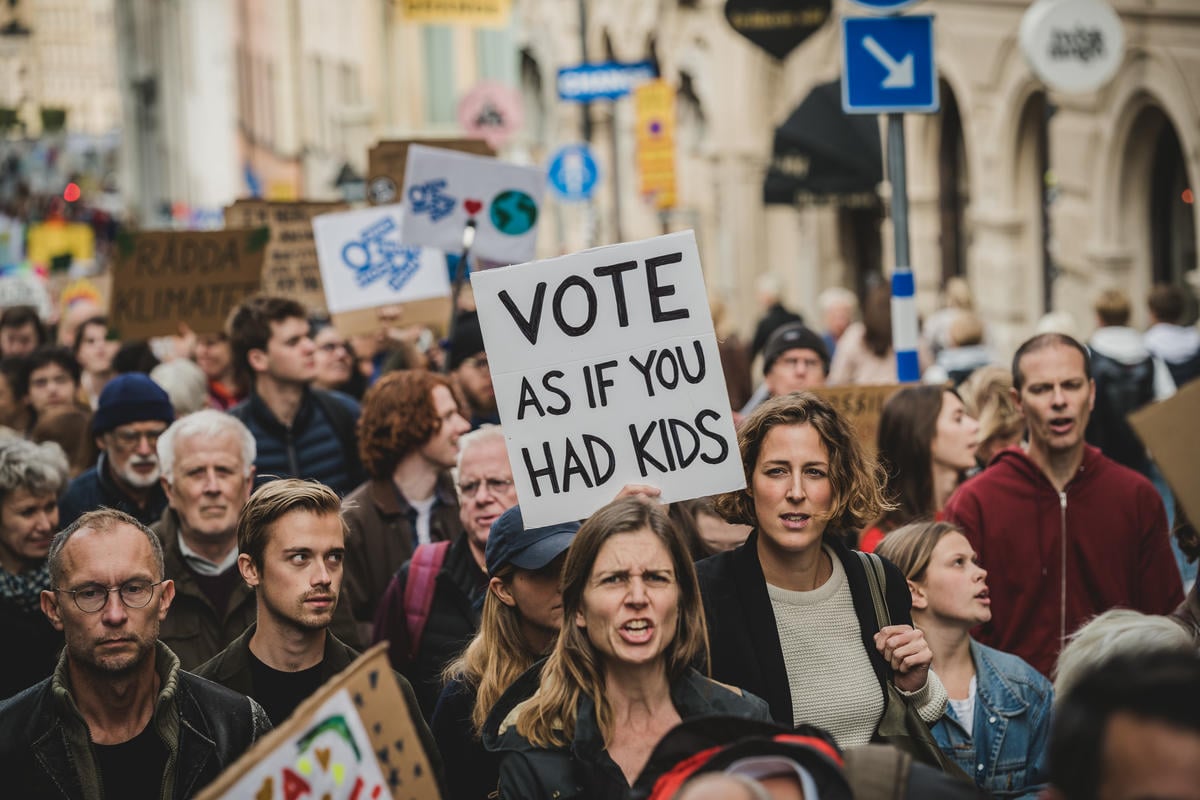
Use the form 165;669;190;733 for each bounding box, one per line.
312;204;450;315
472;230;745;527
399;144;543;265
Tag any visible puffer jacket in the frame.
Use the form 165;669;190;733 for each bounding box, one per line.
0;642;271;800
484;666;772;800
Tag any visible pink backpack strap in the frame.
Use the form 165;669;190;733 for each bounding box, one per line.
402;541;451;663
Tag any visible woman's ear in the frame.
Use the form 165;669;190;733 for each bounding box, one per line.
907;579;928;610
489;577;517;608
575;609;587;629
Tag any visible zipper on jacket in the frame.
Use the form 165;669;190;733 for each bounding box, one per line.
1059;491;1068;649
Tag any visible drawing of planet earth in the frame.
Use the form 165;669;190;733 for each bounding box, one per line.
489;190;538;236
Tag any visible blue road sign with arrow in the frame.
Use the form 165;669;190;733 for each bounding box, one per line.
841;15;939;114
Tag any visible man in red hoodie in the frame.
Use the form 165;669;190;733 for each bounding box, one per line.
943;333;1183;677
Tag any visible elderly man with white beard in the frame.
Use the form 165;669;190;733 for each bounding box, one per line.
58;374;174;528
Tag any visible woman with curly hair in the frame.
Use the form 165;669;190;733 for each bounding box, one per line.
486;498;770;799
958;364;1025;467
696;392;947;748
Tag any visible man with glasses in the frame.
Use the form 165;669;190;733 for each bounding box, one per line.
58;373;175;528
227;295;364;496
446;311;499;429
0;508;269;797
370;424;516;719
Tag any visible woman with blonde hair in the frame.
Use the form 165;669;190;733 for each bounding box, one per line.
958;365;1025;467
486;498;770;799
434;506;581;800
697;392;947;750
877;520;1052;798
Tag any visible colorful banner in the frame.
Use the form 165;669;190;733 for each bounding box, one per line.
634;80;678;210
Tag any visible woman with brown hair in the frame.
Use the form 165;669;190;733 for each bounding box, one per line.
486;498;770;799
860;385;980;552
696;392;947;748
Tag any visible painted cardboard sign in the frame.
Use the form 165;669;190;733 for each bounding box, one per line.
108;228;267;339
224;200;347;313
312;204;451;337
810;384;903;455
399;144;544;265
472;230;744;527
1130;379;1200;531
197;644;438;800
366;139;493;207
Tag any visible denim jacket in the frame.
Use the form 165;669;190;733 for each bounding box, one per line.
931;639;1053;799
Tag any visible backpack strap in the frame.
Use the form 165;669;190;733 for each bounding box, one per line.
402;541;451;663
855;550;893;629
843;744;912;800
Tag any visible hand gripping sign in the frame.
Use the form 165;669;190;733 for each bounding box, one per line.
471;231;745;527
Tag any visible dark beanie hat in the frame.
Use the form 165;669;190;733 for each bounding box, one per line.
762;323;830;376
447;311;486;372
92;373;175;436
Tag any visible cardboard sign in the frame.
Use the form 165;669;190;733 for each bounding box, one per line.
366;139;493;206
109;229;267;339
312;204;451;337
1130;379;1200;529
399;145;544;265
472;231;744;527
225;200;347;313
810;384;903;455
196;644;439;800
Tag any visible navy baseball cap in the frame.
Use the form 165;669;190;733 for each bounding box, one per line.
485;505;580;578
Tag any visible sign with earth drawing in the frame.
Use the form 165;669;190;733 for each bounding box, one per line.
398;144;544;265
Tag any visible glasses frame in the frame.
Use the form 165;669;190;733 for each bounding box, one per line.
457;477;515;497
55;580;165;613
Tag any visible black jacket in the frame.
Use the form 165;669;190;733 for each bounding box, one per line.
0;595;61;700
484;666;772;800
0;642;270;800
371;535;489;720
695;532;914;728
58;452;169;529
432;677;500;800
194;624;444;791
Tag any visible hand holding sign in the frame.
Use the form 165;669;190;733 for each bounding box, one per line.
472;231;744;527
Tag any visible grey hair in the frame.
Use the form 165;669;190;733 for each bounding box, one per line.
48;508;165;586
151;359;210;417
156;409;256;483
1054;608;1194;703
818;286;858;313
0;436;70;504
455;424;506;475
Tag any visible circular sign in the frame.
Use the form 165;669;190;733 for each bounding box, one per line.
1019;0;1124;95
458;81;524;151
845;0;925;13
547;144;600;202
490;190;539;236
368;177;397;204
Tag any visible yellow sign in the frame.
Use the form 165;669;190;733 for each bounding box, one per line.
634;80;677;209
26;222;95;268
400;0;511;26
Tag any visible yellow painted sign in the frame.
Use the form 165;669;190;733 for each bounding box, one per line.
400;0;511;27
26;222;94;268
634;80;677;209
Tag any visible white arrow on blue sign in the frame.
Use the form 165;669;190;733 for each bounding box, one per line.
842;15;939;114
557;61;657;103
547;144;600;202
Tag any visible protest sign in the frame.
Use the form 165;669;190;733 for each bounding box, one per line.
367;138;493;206
312;204;451;337
0;273;53;320
399;145;544;265
1130;379;1200;530
810;384;903;455
109;228;267;339
26;221;95;269
196;644;439;800
472;230;744;527
225;199;347;313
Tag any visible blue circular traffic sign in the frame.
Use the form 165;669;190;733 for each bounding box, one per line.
547;144;600;202
846;0;924;12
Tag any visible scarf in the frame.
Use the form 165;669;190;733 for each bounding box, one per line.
0;562;52;614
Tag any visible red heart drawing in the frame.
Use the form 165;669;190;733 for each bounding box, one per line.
464;199;483;216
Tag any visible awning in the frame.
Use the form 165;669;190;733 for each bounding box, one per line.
763;79;883;204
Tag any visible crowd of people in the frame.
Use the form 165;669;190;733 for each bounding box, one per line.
0;277;1196;800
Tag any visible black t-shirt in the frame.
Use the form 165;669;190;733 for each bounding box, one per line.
94;722;168;799
249;652;324;726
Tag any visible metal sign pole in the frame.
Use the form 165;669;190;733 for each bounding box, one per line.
887;113;920;382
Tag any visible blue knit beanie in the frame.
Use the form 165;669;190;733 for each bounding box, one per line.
92;373;175;435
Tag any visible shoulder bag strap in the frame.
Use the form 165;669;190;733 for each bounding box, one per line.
855;550;892;629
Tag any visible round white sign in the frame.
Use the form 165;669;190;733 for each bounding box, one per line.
1020;0;1124;94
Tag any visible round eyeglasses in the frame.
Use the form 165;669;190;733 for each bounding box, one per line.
54;580;164;613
